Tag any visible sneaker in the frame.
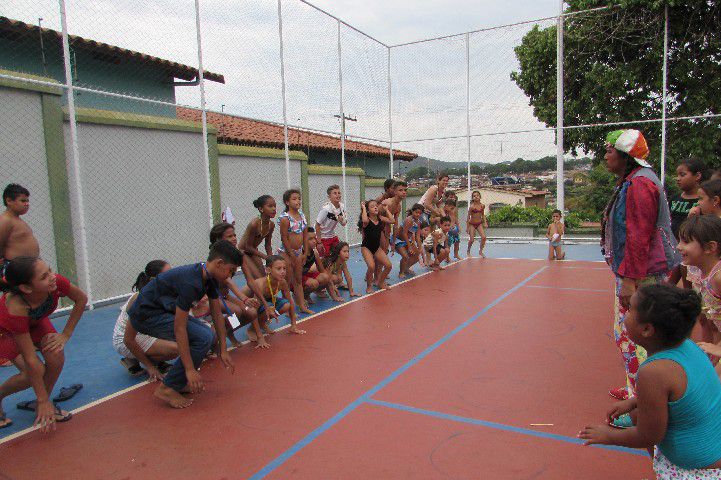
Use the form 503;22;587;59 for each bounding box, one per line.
609;387;629;400
610;413;634;429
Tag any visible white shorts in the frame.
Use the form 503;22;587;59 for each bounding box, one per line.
113;333;157;360
653;447;721;479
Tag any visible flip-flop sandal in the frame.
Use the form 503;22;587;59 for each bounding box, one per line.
16;400;37;412
337;284;349;290
53;405;72;423
53;384;83;403
120;358;145;376
0;412;12;428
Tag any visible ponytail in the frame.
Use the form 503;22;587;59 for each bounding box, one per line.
1;256;40;294
132;259;168;291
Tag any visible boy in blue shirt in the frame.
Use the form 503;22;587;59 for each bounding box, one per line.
128;240;241;408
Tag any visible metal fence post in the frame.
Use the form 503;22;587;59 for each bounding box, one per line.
337;20;348;242
465;33;472;195
556;1;565;213
388;48;394;178
277;0;291;188
660;5;669;186
193;0;214;228
58;0;94;306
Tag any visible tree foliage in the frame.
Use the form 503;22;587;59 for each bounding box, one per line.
487;205;586;229
511;0;721;171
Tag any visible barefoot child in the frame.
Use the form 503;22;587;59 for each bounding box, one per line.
0;257;88;430
546;209;566;260
579;284;721;478
443;199;462;262
324;242;359;299
359;200;394;292
418;222;431;268
114;260;178;380
0;185;40;277
242;255;306;345
302;229;332;303
676;215;721;358
419;174;449;225
466;190;487;257
396;204;423;278
128;240;238;409
379;181;408;283
315;185;347;257
423;216;452;271
278;189;313;314
238;195;276;280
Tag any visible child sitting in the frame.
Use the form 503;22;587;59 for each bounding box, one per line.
302;228;333;303
315;185;347;257
241;255;306;347
0;257;88;430
579;284;721;478
676;215;721;361
238;195;276;280
324;242;359;298
113;260;178;380
359;200;395;292
423;216;452;271
443;199;461;262
546;209;566;261
396;204;423;278
128;240;239;409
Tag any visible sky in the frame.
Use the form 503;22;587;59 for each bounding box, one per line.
7;0;565;163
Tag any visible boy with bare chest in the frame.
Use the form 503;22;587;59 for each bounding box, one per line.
0;185;39;275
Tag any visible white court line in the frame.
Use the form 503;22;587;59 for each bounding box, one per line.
0;258;470;445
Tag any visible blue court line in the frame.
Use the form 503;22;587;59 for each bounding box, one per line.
365;398;647;458
248;266;549;479
525;285;611;293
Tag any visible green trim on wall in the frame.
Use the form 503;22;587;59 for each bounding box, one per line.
217;144;307;161
307;164;365;176
0;69;62;95
300;159;309;219
364;178;386;187
359;174;366;203
41;93;78;286
65;107;217;134
208;134;221;224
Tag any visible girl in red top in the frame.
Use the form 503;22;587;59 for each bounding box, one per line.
0;256;87;432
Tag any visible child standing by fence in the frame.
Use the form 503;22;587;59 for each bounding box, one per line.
278;189;313;315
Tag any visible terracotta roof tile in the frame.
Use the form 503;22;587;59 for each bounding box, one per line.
177;107;416;160
0;17;224;83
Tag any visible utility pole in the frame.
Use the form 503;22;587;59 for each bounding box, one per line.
334;113;357;147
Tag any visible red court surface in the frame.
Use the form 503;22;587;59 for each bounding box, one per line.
0;259;654;479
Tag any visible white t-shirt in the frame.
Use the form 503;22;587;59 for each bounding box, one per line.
316;202;346;239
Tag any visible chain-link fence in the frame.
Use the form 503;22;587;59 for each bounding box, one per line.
2;0;718;304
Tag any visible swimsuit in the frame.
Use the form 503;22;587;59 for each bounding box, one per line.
687;261;721;331
448;225;460;246
277;211;307;256
361;219;384;254
258;276;290;315
395;219;419;248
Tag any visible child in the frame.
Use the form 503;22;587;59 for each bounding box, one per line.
302;228;333;303
278;189;313;314
315;185;347;257
579;284;721;478
379;181;407;283
238;195;276;280
114;260;178;379
443;199;462;262
423;216;452;271
419;173;449;225
418;222;431;267
467;190;488;258
374;178;396;203
128;240;239;409
546;209;566;261
669;157;707;240
396;204;423;278
677;215;721;357
359;200;394;292
0;184;40;277
692;179;721;217
324;242;359;298
241;255;306;347
0;257;88;430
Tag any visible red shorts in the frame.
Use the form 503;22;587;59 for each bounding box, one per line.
0;318;57;363
319;236;340;257
302;270;321;286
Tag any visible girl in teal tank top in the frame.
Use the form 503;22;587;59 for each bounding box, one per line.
579;284;721;478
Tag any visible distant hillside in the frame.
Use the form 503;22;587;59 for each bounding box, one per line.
395;156;490;175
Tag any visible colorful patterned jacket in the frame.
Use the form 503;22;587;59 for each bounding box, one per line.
602;167;680;279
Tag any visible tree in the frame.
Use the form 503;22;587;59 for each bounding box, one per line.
405;166;431;181
511;0;721;171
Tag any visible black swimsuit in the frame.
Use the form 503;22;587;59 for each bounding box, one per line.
361;219;383;254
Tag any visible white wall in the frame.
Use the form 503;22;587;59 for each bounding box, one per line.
67;122;210;300
0;88;58;272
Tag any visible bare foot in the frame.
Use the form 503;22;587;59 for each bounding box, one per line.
398;272;407;279
288;326;306;335
300;306;315;315
154;384;193;408
247;329;259;342
380;283;391;290
366;285;374;294
0;411;11;428
305;295;316;305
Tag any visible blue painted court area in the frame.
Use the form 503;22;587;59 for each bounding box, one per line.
0;241;603;437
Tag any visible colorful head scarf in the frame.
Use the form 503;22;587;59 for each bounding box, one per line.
605;129;651;168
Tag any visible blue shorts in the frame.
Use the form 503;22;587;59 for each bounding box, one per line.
395;238;407;248
259;297;289;315
549;240;562;248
